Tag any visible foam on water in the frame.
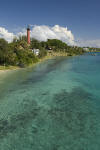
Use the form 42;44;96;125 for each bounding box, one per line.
0;54;100;150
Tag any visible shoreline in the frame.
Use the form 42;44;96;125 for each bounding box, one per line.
0;55;53;74
0;52;69;74
0;66;20;74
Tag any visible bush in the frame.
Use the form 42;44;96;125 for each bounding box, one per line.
38;48;47;58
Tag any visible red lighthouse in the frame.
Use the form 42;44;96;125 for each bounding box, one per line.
27;26;30;44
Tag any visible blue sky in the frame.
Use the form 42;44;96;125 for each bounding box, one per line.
0;0;100;46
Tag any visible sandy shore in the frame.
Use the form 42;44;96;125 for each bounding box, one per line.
0;66;20;75
0;69;17;75
0;70;9;73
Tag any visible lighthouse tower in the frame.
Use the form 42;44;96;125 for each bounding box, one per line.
27;26;30;44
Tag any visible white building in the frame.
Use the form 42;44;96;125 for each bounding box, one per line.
83;48;89;52
32;49;40;56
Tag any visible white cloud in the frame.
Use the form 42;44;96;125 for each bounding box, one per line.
0;27;14;42
17;28;26;37
19;25;75;45
0;25;100;48
0;25;75;45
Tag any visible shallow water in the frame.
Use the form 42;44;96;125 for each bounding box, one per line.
0;54;100;150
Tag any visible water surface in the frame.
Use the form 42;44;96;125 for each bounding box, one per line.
0;54;100;150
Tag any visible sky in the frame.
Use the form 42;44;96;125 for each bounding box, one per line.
0;0;100;47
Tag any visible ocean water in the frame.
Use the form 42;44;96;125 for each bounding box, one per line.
0;53;100;150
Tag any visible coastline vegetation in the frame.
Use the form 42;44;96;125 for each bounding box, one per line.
83;47;100;52
0;36;84;69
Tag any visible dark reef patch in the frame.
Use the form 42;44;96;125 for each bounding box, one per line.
0;100;40;139
46;87;100;147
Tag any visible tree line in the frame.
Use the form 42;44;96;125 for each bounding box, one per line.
0;36;84;67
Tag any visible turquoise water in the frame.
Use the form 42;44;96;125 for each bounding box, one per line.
0;53;100;150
